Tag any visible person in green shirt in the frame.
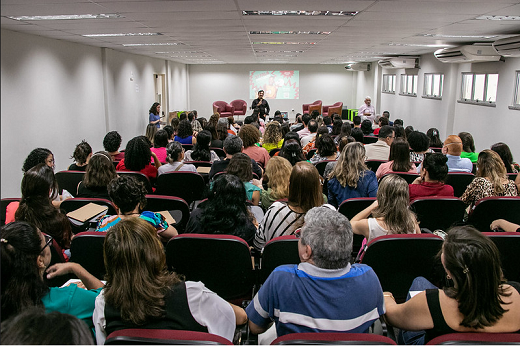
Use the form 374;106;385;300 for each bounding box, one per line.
262;121;284;153
459;131;479;163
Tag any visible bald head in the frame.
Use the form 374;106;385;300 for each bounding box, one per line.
444;135;463;156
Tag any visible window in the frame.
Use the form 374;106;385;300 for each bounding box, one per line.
459;72;499;106
400;74;418;96
423;73;444;99
511;71;520;110
382;74;396;94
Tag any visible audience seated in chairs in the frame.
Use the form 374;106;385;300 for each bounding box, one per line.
259;156;292;212
261;121;284;153
93;217;247;344
103;131;125;162
334;122;352;145
459;131;479;163
328;142;378;208
77;151;117;200
226;153;261;205
384;226;520;344
461;150;518;211
408;130;434;164
185;174;257;246
68;140;92;171
427;128;443;148
158;141;197;176
239;124;270;168
278;133;306;167
302;124;326;155
309;133;339;164
95;175;177;242
150;129;169;164
442;135;473;173
208;135;262;181
491;142;519;174
1;221;103;329
184;130;220;163
409;152;454;203
350;174;420;244
145;123;157;146
174;119;197;145
116;136;161;181
254;162;332;252
376;138;417;180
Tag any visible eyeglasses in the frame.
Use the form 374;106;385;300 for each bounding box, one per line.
41;234;53;253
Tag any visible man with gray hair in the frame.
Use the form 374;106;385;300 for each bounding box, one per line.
358;96;376;124
246;206;385;337
208;135;262;180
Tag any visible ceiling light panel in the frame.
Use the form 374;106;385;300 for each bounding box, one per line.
249;31;330;35
252;42;316;45
475;15;520;21
83;32;162;37
243;10;358;16
7;13;122;20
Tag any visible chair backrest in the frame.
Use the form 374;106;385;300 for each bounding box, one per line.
184;161;212;168
145;195;190;233
363;136;378;144
271;333;396;345
55;170;85;197
365;160;387;173
212;101;227;114
482;232;520;282
444;172;475;198
182;143;194;151
426;332;520;345
380;172;420;184
507;173;517;181
230;99;247;112
166;234;254;302
60;197;117;234
467;196;520;232
314;160;335;177
308;103;322;114
210;147;226;159
260;235;300;285
306;148;317;160
116;171;153;193
69;231;107;280
105;329;233;345
155;172;206;206
1;197;20;226
410;197;466;231
360;234;443;302
43;232;71;287
337;197;377;259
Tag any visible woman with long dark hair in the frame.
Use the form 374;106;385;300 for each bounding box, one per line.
491;142;519;173
426;128;443;148
184;130;220;162
459;131;478;163
279;132;306;166
376;138;417;179
149;102;161;128
174;119;197;145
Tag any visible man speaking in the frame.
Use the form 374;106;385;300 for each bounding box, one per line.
252;89;270;120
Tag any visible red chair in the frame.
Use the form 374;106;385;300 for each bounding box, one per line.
426;332;520;345
105;329;233;345
302;100;322;115
69;231;107;280
467;196;520;233
212;101;234;117
230;99;247;116
1;197;20;226
380;172;420;184
444;172;474;198
482;232;520;282
116;171;153;193
271;332;396;345
155;171;206;207
259;235;299;285
322;102;343;117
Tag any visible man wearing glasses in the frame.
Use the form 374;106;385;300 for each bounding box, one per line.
246;207;385;339
364;125;395;161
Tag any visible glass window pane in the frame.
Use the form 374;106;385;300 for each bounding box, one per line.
473;74;485;102
432;74;441;96
424;74;432;96
462;74;473;100
413;75;418;95
486;74;498;102
407;75;413;94
515;72;520;105
391;75;395;92
401;75;407;93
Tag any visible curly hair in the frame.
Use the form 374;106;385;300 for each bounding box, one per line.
103;131;122;153
177;120;193;139
108;175;148;214
239;124;261;148
263;121;282;145
83;151;117;189
227;153;253;182
408;131;430;153
1;222;49;322
22;148;53;173
70;140;92;165
124;137;152;171
149;102;160;116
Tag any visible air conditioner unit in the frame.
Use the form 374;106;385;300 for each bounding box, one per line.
344;62;371;71
434;44;502;63
378;57;419;69
492;35;520;57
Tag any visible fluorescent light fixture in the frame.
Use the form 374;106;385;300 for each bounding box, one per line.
7;13;122;20
83;33;162;37
252;42;316;45
388;43;453;48
123;43;183;46
421;34;498;39
170;55;212;58
475;15;520;21
243;10;357;16
250;31;330;35
156;51;204;54
254;50;304;53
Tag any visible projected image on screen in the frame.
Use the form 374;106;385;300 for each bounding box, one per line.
249;71;299;100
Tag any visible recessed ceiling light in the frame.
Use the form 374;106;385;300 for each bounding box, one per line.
123;43;183;46
475;15;520;21
83;33;162;37
252;42;316;45
254;50;304;53
420;34;498;39
7;13;122;20
243;10;357;16
155;51;204;54
170;55;212;58
250;31;330;35
387;43;453;48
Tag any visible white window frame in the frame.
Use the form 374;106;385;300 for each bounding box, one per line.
509;70;520;110
382;74;396;94
400;74;418;97
422;73;444;100
458;72;498;107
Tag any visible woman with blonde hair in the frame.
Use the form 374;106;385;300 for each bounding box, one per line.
461;149;518;210
93;217;246;344
259;156;292;211
145;124;157;146
262;121;284;152
350;174;420;243
327;142;378;208
254;161;332;251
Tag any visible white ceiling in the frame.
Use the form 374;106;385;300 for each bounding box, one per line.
2;0;520;64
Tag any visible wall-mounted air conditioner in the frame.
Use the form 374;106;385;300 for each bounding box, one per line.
492;35;520;57
344;62;371;71
378;57;419;69
434;44;502;63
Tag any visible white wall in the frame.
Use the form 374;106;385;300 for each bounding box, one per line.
379;54;520;160
188;64;360;121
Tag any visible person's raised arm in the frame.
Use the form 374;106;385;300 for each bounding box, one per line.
349;200;378;239
151;152;161;169
46;262;103;290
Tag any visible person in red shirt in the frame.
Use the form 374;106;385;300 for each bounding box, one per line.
409;152;454;203
116;136;161;181
372;116;389;136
